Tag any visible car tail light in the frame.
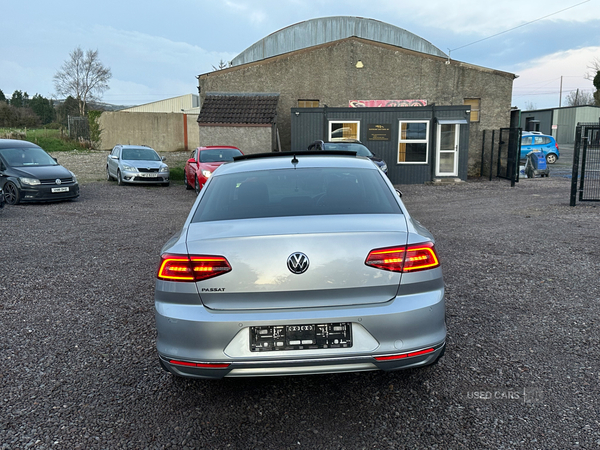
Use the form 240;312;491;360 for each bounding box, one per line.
374;348;435;361
365;242;440;273
157;254;231;282
169;359;230;369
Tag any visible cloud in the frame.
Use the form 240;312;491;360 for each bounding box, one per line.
512;46;598;108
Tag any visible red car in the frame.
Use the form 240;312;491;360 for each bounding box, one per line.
185;146;243;193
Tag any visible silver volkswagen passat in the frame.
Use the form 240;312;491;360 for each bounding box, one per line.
155;151;446;379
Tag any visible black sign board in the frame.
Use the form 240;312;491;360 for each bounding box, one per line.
367;124;391;141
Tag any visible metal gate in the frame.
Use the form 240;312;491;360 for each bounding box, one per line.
570;122;600;206
480;127;521;186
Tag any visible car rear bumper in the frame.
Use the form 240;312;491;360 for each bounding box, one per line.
155;282;446;379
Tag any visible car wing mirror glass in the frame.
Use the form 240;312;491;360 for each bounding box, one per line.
395;189;403;198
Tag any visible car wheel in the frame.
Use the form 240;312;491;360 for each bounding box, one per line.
546;153;557;164
194;176;201;195
106;166;113;181
117;170;124;186
3;181;21;205
162;181;170;187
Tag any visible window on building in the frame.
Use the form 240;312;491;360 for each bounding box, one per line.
464;98;480;122
329;121;360;141
298;99;320;108
398;121;429;164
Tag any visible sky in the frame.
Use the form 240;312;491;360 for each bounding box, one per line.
1;0;599;110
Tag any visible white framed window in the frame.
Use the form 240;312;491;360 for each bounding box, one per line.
329;121;360;141
398;120;429;164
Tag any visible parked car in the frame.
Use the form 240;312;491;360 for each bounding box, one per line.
155;151;446;379
0;139;79;205
184;146;243;194
0;187;5;209
308;140;388;174
520;133;560;164
106;144;169;186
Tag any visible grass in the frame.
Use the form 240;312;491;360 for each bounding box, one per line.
169;166;185;181
0;127;89;152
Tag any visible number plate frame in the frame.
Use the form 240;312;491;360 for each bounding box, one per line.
250;323;352;352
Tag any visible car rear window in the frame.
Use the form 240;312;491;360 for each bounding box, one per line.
199;148;242;163
192;167;402;222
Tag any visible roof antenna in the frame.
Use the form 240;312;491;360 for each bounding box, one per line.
291;154;298;165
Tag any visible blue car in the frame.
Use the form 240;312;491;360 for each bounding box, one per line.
520;133;560;164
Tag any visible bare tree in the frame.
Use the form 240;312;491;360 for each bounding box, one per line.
584;57;600;81
564;89;594;106
54;47;111;116
212;59;229;71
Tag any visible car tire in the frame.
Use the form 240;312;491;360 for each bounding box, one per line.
162;182;170;187
546;153;557;164
3;181;21;205
194;176;201;195
106;166;113;181
117;170;124;186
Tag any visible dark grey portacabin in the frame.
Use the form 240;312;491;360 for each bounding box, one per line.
155;151;446;379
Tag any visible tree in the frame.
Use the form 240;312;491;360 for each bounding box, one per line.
29;94;55;125
564;89;594;106
55;96;80;126
593;70;600;106
0;89;6;103
212;59;229;71
53;47;111;117
10;90;28;108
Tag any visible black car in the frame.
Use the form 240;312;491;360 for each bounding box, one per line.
0;139;79;205
307;140;388;174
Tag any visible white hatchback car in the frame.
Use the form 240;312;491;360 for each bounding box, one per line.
155;151;446;379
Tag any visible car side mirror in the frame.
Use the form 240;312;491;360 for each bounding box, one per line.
162;156;166;161
109;155;118;160
395;189;403;198
187;158;196;164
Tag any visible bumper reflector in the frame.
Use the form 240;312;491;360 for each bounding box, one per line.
169;360;231;369
374;348;435;361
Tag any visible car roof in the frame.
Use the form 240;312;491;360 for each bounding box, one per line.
0;139;41;149
119;144;155;150
216;152;375;176
197;146;240;150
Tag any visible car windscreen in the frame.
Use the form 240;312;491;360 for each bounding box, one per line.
121;148;161;161
199;148;242;163
0;148;58;167
192;167;402;222
322;143;373;157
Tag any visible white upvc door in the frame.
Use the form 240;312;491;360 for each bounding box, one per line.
436;123;459;176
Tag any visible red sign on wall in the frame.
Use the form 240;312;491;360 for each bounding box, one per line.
349;100;427;108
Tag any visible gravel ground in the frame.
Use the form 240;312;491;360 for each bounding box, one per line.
1;154;599;449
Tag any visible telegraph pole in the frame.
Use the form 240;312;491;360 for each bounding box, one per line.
559;76;563;107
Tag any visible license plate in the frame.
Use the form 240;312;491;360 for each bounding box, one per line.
51;187;69;193
250;323;352;352
139;173;158;178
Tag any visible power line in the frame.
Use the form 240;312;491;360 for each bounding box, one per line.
449;0;591;55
